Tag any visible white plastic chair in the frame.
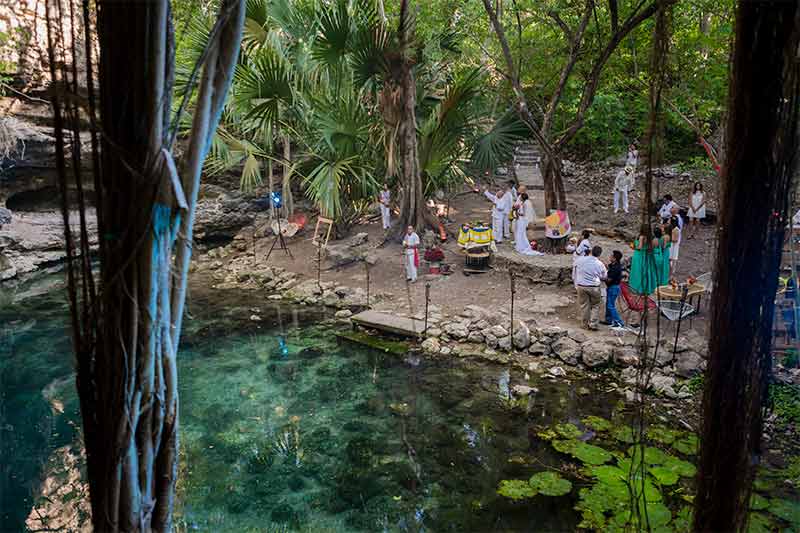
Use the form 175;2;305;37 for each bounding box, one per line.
695;272;713;295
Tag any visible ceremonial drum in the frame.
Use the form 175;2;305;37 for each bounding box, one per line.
469;226;493;245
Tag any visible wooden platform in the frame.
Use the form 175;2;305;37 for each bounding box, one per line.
350;310;425;337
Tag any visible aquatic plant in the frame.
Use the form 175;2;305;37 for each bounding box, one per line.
529;472;573;497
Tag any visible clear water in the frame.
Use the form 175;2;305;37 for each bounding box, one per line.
1;275;622;532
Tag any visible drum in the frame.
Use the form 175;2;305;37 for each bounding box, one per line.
469;226;493;245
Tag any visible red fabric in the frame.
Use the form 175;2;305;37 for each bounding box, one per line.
698;138;721;174
621;281;656;312
413;248;419;267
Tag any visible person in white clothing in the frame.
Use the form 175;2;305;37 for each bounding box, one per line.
501;183;513;239
626;143;639;188
613;166;634;213
514;193;540;255
572;230;592;287
378;183;391;230
574;246;607;330
668;213;682;270
484;187;512;243
686;182;706;239
402;225;420;282
659;194;678;223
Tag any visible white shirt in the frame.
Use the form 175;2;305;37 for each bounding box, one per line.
574;255;607;287
659;200;678;220
485;191;512;216
522;199;535;220
403;232;419;255
614;170;633;192
576;238;591;257
626;149;638;167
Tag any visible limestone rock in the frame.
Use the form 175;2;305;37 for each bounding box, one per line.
512;384;538;396
613;346;640;367
439;345;452;355
497;335;512;351
650;374;678;397
461;304;489;321
321;291;341;307
485;333;498;348
581;341;613;368
421;338;440;354
470;319;490;331
568;330;589;344
488;325;508;338
334;309;353;319
552;337;581;366
655;349;675;367
444;322;469;340
485;311;506;326
528;342;551;356
426;327;443;338
549;366;567;377
249;314;261;322
513;323;531;350
674;350;706;378
538;325;568;340
466;331;484;343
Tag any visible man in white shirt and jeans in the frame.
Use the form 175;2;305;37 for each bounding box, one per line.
574;245;607;330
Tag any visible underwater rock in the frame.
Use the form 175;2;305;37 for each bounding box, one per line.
249;314;261;321
512;384;537;396
549;366;567;377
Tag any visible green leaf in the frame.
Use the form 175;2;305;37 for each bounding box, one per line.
536;428;558;441
672;434;699;455
649;466;679;486
583;415;613;432
588;465;627;484
661;454;697;478
673;506;693;532
627;445;669;466
552;439;578;454
497;479;537;501
572;442;613;465
747;512;775;533
769;498;800;527
555;423;584;440
612;426;636;444
750;493;769;511
646;424;682;445
529;471;573;496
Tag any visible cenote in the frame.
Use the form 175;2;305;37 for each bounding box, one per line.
2;275;798;532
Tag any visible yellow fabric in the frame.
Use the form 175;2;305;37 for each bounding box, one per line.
458;227;470;246
469;226;493;245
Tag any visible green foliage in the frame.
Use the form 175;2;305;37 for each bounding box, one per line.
496;479;536;501
769;498;800;528
528;472;572;497
612;426;636;444
554;423;583;440
582;416;613;433
671;434;699;456
768;384;800;424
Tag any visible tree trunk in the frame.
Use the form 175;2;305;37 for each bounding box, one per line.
46;1;246;530
282;134;294;217
268;157;275;221
693;2;800;531
397;62;426;231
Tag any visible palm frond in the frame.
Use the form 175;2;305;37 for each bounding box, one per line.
311;0;351;69
233;45;293;127
471;110;530;171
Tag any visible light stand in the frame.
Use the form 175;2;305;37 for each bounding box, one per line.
265;215;293;261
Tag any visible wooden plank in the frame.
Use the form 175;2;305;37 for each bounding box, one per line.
350;310;425;337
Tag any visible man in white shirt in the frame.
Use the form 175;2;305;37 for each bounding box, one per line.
484;187;512;243
402;225;420;282
574;246;607;330
613;166;634;214
378;183;391;230
659;194;678;222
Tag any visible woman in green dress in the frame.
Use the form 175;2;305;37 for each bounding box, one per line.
652;226;671;286
629;224;660;295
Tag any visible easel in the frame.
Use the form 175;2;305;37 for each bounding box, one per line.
265;217;293;261
312;216;334;247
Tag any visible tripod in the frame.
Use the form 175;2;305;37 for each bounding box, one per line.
265;217;293;261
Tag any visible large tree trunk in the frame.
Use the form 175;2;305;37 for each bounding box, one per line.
397;63;425;230
282;134;294;217
47;1;245;530
693;2;800;531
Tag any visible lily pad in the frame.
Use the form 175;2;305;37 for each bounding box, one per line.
769;498;800;527
555;423;584;440
673;506;693;532
497;479;536;500
646;424;681;445
660;454;697;478
536;428;558;441
672;433;699;455
529;471;573;496
750;493;769;511
649;466;679;486
610;501;672;530
552;439;578;454
612;426;637;444
582;415;612;432
589;465;627;484
628;445;669;465
573;442;613;465
747;512;774;533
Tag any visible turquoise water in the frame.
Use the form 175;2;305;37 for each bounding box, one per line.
1;275;622;532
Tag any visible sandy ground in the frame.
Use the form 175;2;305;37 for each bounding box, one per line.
240;184;715;339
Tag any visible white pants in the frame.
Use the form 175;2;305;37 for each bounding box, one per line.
380;204;391;229
492;214;504;243
614;189;629;212
405;252;417;281
503;213;512;238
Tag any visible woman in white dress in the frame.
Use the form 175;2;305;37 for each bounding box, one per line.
514;193;540;256
687;182;706;239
